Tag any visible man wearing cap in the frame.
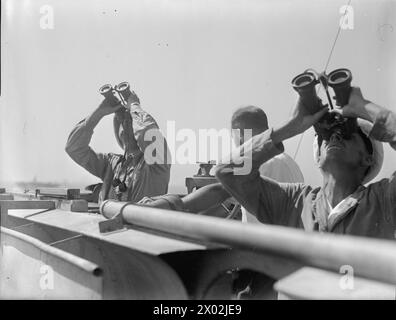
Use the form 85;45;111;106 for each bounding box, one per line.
215;87;396;239
65;90;171;203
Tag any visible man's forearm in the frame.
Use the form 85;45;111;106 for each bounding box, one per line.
216;129;284;177
65;107;110;179
181;183;231;213
358;101;392;123
85;107;106;129
214;128;285;215
364;102;396;148
271;119;300;145
66;107;105;157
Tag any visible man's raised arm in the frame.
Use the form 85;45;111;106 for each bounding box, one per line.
335;87;396;211
126;101;171;166
215;100;327;219
65;100;123;179
334;87;396;149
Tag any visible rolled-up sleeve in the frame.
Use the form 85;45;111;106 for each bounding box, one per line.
131;109;159;152
369;109;396;211
131;108;171;167
65;119;110;180
385;172;396;212
370;109;396;150
370;110;396;220
215;129;285;218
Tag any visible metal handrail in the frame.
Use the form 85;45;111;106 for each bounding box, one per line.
100;200;396;286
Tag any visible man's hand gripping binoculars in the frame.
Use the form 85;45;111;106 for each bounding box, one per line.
98;81;139;137
291;68;358;140
99;81;139;109
98;82;139;158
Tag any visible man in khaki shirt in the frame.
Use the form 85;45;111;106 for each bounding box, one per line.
65;90;171;203
215;87;396;240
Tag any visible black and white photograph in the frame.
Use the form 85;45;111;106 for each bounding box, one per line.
1;0;396;305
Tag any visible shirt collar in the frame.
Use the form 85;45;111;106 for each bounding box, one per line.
318;185;366;231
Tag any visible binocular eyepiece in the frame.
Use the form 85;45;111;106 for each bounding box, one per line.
291;72;320;114
99;81;133;107
292;68;352;109
291;68;357;140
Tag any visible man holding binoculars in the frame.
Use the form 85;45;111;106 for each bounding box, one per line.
215;69;396;240
137;105;304;220
65;83;171;203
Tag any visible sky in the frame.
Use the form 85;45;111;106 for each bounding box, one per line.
1;0;396;194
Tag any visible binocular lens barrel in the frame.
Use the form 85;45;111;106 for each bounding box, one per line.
99;81;133;107
291;68;357;140
328;68;352;107
115;82;132;102
99;84;120;106
291;72;321;114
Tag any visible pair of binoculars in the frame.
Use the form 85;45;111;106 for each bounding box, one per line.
291;68;358;140
99;82;133;107
112;178;127;193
